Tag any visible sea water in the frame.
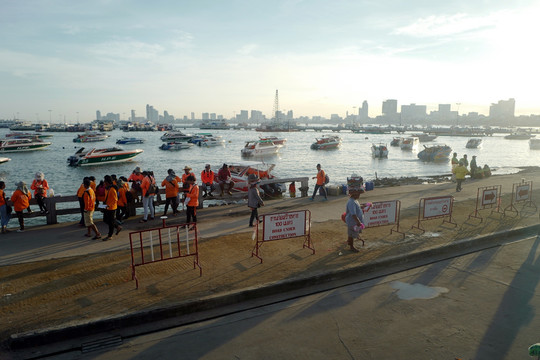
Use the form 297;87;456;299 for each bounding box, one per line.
0;128;539;198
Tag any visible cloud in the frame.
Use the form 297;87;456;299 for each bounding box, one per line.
393;13;495;38
237;43;259;55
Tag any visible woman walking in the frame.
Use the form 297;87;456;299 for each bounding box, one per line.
247;174;264;227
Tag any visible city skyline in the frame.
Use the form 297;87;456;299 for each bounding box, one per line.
2;1;540;120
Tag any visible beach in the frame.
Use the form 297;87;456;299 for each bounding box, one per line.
0;168;540;357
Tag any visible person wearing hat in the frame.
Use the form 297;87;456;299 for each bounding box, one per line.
200;164;215;197
181;166;196;200
30;171;49;214
161;169;180;216
344;187;365;253
217;163;235;196
310;164;328;201
247;174;264;227
11;181;31;232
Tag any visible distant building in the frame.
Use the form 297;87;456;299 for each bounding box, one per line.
489;98;515;120
382;99;398;116
146;104;159;122
96;110;102;121
359;100;369;121
250;110;264;122
401;103;427;123
428;104;457;124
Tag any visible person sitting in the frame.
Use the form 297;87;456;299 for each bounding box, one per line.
483;164;492;177
200;164;215;197
217;164;235;196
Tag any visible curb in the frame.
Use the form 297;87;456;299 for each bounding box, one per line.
6;224;540;353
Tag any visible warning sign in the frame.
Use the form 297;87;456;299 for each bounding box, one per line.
263;211;307;241
482;188;498;206
423;196;452;218
515;184;531;202
364;201;397;227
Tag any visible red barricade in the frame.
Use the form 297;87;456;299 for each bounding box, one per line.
130;222;202;289
504;179;537;217
468;185;502;222
252;210;314;263
362;200;405;238
411;195;456;233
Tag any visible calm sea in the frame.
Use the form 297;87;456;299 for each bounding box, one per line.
0;127;538;201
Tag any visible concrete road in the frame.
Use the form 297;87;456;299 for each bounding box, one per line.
42;233;540;360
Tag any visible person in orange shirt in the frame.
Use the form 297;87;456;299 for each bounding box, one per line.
200;164;215;197
77;177;88;226
31;171;49;214
183;175;199;227
102;175;122;241
128;166;144;201
82;178;101;239
161;169;179;216
11;181;31;232
0;181;11;233
140;171;156;222
310;163;328;201
181;165;195;200
116;178;128;223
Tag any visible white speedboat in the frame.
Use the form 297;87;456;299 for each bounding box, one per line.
116;137;145;145
221;161;282;196
198;136;225;147
371;143;389;158
0;138;52;152
310;135;342;150
0;157;11;164
259;136;287;145
418;144;452;162
505;130;535;140
466;138;482;149
411;133;437;142
241;139;282;156
159;142;194;150
160;131;193;142
390;137;402;146
67;147;143;166
73;132;109;143
400;137;419;150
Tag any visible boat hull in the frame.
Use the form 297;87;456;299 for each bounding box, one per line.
0;143;51;153
68;149;143;166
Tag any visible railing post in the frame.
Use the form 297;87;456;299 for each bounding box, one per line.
44;197;58;224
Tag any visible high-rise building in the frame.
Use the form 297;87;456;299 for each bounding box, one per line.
96;110;102;121
202;113;209;120
489;98;515;120
146;104;159;122
359;100;369;120
401;104;427;123
382;99;398;115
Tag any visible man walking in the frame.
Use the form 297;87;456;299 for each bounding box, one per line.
311;163;327;201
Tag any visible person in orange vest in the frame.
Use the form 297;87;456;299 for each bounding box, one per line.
12;181;31;232
77;177;88;226
161;169;180;216
311;163;327;201
0;181;11;233
181;165;196;200
31;171;49;214
200;164;215;197
82;178;101;239
128;166;144;201
95;180;106;205
102;175;122;241
289;181;296;198
140;171;157;222
183;174;199;227
116;178;128;223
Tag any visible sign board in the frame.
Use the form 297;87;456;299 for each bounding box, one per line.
515;183;531;202
263;211;307;241
423;196;452;218
482;188;498;206
364;200;398;227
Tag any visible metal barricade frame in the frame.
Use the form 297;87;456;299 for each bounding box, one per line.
468;185;503;222
411;195;457;233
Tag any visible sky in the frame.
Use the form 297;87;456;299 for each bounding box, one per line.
2;0;540;122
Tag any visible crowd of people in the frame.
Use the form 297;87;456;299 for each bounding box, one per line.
451;152;492;192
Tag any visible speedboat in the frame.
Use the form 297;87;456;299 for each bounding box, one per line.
400;137;419;150
417;144;452;162
159;142;194;150
198;136;225;147
241;139;283;156
390;137;402;147
73;132;109;143
310;135;342;150
411;133;437;142
530;138;540;149
6;132;52;139
0;138;52;152
116;137;145;145
466;138;482;149
67;147;143;166
371;143;389;158
160;131;193;142
0;157;11;164
505;131;535;140
259;136;287;145
221;161;282;196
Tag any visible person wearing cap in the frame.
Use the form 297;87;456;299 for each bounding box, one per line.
200;164;215;197
31;171;49;214
11;181;31;232
310;164;327;201
162;169;180;216
217;163;235;196
247;174;264;227
182;174;199;227
345;187;365;253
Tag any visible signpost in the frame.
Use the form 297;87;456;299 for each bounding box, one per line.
252;210;314;263
412;195;457;233
504;179;537;217
468;185;502;222
362;200;404;238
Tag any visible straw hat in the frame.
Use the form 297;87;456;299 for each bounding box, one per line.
183;166;192;171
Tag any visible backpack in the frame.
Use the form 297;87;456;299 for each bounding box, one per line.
324;174;330;185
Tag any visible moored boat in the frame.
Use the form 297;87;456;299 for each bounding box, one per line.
6;132;53;139
411;133;437;142
311;135;342;150
259;136;287;145
198;136;225;147
504;131;535;140
223;161;282;196
160;131;193;142
400;137;419;150
73;132;109;143
390;137;402;146
371;143;389;158
0;157;11;164
466;138;482;149
0;138;52;152
417;144;452;162
67;147;143;166
159;142;194;151
241;139;283;157
116;137;145;145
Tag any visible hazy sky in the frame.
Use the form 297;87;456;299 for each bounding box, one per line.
2;0;539;122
